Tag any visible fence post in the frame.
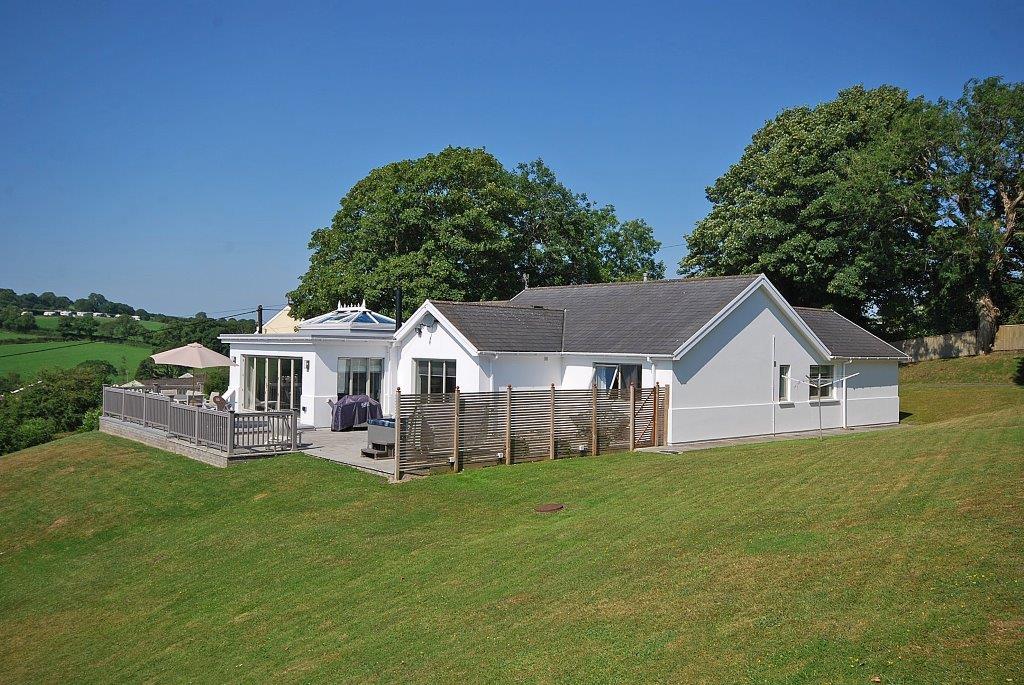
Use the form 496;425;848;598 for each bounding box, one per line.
549;383;556;460
393;388;402;481
591;382;598;456
652;382;660;447
504;385;512;465
291;408;299;451
227;410;235;458
452;386;461;472
629;383;636;452
193;405;199;445
142;392;148;427
120;388;125;422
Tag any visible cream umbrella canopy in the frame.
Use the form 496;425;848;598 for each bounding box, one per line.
150;342;234;368
150;343;234;400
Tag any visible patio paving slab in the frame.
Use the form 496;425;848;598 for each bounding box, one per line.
302;428;394;478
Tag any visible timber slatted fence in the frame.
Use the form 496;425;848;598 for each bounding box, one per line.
102;386;297;456
394;383;667;477
896;323;1024;362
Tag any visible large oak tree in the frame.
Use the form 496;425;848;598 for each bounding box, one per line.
931;78;1024;350
680;86;937;338
681;79;1024;348
289;147;663;319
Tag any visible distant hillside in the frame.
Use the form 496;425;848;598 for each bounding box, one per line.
0;288;168;320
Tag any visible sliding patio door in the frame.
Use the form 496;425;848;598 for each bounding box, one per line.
242;356;303;411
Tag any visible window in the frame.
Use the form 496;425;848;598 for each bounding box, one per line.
337;357;385;401
778;364;790;402
809;364;834;399
242;356;303;411
416;360;456;394
593;363;642;390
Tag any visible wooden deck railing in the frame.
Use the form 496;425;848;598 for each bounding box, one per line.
102;386;298;456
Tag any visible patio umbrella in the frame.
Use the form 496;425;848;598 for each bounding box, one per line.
150;343;234;399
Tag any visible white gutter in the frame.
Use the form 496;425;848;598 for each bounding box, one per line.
477;350;674;359
219;333;393;343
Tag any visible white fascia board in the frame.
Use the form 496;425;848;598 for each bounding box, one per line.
551;351;674;359
219;334;315;344
393;300;481;356
478;350;673;358
219;332;390;344
671;274;833;360
392;300;432;343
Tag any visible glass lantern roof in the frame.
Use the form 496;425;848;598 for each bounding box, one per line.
297;300;396;333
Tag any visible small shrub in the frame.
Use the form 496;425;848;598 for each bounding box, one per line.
79;408;101;432
14;418;56;451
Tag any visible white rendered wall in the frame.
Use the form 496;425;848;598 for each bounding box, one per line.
224;340;316;426
393;323;482;394
491;354;561;389
311;339;393;427
225;337;390;429
844;360;900;426
670;288;844;443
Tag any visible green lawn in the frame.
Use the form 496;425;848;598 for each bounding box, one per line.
900;351;1024;425
0;340;152;381
33;315;168;332
0;358;1021;682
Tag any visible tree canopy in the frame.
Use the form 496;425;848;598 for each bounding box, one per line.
289;147;664;319
681;79;1024;348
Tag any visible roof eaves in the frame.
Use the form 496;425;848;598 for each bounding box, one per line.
825;309;911;361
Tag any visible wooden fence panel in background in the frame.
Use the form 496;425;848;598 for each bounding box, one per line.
994;324;1024;352
896;331;979;361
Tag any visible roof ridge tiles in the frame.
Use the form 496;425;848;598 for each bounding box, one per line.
431;300;561;311
512;273;759;294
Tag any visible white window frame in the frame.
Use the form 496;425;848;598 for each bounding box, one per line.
778;364;791;402
241;355;302;411
337;356;385;401
592;363;642;390
809;364;834;400
416;359;457;395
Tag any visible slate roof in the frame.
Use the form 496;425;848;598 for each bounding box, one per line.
429;276;907;359
509;275;759;354
794;307;909;360
430;301;564;352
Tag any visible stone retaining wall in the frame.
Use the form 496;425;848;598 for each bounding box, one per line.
100;416;229;468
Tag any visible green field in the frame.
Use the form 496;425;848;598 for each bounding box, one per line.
0;356;1021;682
0;340;152;381
0;330;38;341
32;315;168;332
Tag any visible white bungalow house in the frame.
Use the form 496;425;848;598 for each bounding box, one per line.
221;275;908;443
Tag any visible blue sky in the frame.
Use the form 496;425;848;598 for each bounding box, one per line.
1;0;1021;316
